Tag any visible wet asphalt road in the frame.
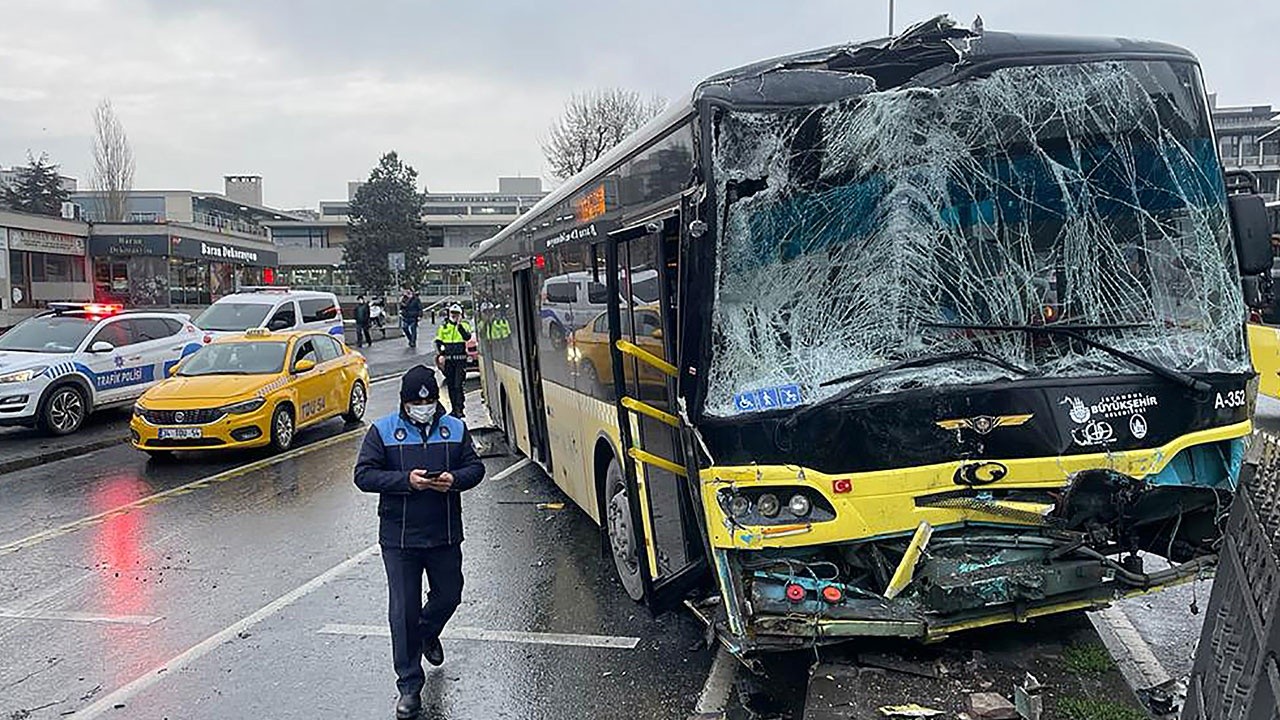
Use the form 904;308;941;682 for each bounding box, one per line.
0;377;712;719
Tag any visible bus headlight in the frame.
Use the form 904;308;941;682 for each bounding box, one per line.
729;495;751;518
757;493;781;517
788;493;812;518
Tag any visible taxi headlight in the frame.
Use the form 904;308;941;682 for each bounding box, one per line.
219;398;266;415
0;367;45;384
133;401;146;416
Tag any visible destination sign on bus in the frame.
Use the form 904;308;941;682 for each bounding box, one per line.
575;185;606;223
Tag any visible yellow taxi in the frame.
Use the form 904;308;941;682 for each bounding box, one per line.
131;329;369;457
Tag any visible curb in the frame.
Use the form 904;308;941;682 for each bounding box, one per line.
0;436;123;477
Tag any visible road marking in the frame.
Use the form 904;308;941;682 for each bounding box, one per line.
0;608;164;626
488;457;532;483
0;427;366;558
74;544;380;719
1089;604;1173;691
318;623;640;649
691;647;738;719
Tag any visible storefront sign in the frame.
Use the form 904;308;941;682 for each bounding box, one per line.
89;234;169;257
169;236;277;267
8;228;86;256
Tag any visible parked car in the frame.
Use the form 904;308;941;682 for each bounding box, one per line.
131;329;369;457
193;288;344;342
0;303;203;435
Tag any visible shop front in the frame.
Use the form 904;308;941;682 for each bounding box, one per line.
90;233;278;307
5;227;90;309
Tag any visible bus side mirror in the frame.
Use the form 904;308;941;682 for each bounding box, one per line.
1242;275;1267;310
1230;194;1273;276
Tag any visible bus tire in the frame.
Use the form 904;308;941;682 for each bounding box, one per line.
500;390;514;448
605;458;645;601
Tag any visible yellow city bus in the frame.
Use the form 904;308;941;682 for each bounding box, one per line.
1246;199;1280;398
471;17;1275;655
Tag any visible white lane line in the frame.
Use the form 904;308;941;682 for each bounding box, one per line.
488;458;532;483
0;427;366;557
318;623;640;649
73;544;380;719
1089;604;1173;691
691;647;738;718
0;609;164;626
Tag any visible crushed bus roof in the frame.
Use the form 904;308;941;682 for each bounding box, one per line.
471;15;1201;264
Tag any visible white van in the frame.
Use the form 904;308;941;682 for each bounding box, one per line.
193;288;344;342
540;270;659;346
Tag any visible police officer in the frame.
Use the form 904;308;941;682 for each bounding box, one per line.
434;303;472;419
354;366;485;719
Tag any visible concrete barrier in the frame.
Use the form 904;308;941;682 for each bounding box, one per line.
1183;433;1280;720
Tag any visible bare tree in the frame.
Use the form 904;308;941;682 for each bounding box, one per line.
542;88;666;181
91;98;135;222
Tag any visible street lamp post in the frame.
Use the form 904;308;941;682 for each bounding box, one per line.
888;0;894;35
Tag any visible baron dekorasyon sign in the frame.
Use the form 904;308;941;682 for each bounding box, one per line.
169;236;277;267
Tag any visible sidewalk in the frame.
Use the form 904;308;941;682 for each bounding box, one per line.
350;335;437;380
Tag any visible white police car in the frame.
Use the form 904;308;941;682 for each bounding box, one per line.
192;288;344;343
0;303;203;435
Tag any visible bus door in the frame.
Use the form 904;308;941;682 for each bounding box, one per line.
606;220;706;609
512;266;551;469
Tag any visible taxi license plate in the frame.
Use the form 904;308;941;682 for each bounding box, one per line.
158;427;203;440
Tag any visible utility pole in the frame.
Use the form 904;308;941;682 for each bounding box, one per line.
888;0;895;35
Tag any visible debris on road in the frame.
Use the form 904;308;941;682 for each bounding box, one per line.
967;692;1017;720
876;703;945;717
537;502;565;511
1012;672;1043;720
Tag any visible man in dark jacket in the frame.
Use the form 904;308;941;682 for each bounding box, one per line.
399;287;423;348
354;366;485;719
353;294;373;348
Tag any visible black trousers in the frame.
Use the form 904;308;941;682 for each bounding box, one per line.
381;544;464;694
443;360;467;417
355;322;373;347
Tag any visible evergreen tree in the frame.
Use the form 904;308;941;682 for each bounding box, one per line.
2;153;70;216
343;152;429;292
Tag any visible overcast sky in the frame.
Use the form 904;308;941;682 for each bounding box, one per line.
1;0;1276;209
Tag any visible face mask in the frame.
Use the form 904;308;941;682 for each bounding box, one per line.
406;404;436;425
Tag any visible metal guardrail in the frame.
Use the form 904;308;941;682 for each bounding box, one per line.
1183;433;1280;720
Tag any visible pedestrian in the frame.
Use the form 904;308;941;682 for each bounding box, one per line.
353;294;373;348
399;286;422;349
371;297;387;339
354;366;485;719
434;303;472;419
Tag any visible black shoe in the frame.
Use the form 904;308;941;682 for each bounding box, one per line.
422;636;444;666
395;691;421;719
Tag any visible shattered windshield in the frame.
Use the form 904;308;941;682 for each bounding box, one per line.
705;59;1247;417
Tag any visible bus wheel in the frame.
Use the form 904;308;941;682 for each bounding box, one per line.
605;458;644;601
501;394;514;447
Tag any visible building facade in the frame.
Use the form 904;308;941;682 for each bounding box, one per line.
1212;96;1280;200
0;209;92;327
309;176;545;296
73;176;294;308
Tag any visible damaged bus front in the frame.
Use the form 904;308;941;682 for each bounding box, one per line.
683;19;1275;652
